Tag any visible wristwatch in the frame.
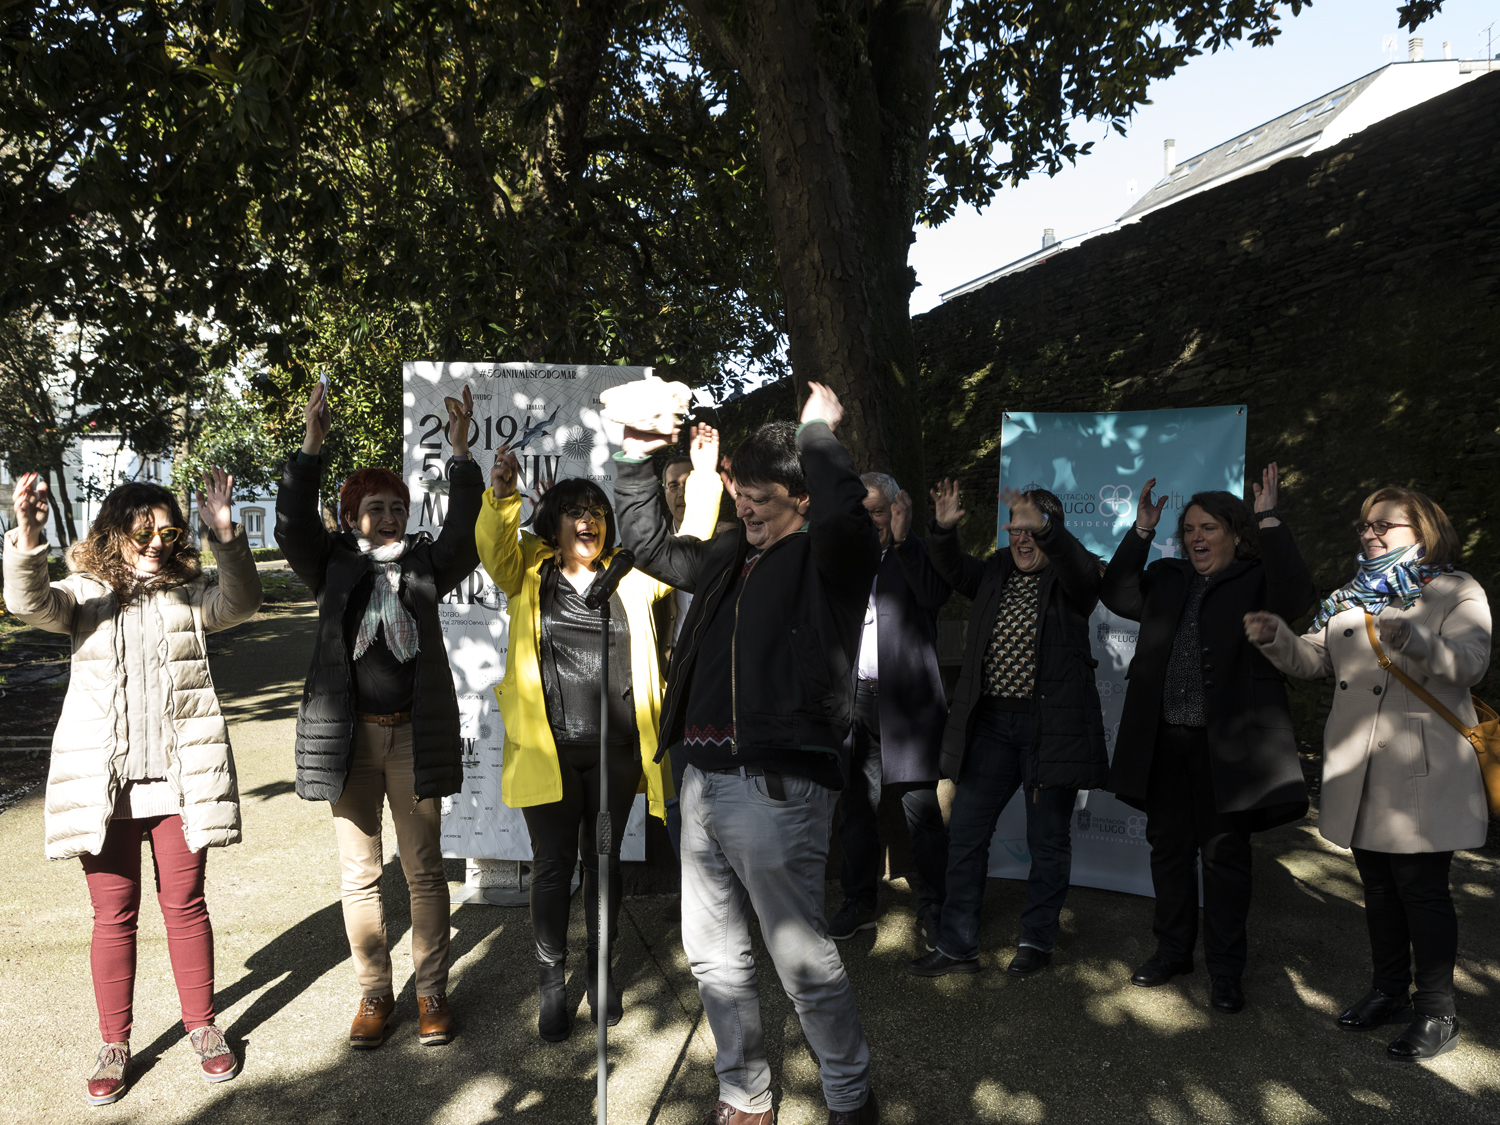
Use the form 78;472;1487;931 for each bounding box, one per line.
1256;506;1281;523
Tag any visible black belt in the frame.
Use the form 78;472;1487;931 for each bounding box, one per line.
855;679;879;695
701;764;786;800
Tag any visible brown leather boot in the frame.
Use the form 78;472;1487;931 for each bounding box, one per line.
349;995;395;1049
699;1101;775;1124
418;994;454;1046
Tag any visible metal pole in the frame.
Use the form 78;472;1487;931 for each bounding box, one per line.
596;596;611;1125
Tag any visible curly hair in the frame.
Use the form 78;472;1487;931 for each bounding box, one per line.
67;482;201;602
531;478;617;551
1177;490;1260;561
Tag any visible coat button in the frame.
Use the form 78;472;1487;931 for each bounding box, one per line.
1203;680;1214;689
1201;646;1211;654
1344;628;1354;637
1373;686;1382;695
1202;663;1212;671
1339;681;1348;690
1378;740;1387;748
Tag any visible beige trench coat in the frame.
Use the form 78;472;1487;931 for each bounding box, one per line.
2;527;263;860
1257;571;1491;853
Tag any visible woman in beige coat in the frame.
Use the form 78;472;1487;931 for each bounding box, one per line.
1245;486;1490;1063
3;470;262;1105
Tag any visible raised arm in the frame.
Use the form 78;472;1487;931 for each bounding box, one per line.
925;479;986;599
795;383;878;594
677;425;725;542
476;447;530;598
1099;475;1166;623
196;467;263;632
274;382;337;590
1248;612;1333;681
2;473;76;633
613;453;710;593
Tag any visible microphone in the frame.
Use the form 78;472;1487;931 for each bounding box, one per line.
584;549;637;610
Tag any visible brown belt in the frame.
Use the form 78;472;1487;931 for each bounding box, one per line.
355;711;412;727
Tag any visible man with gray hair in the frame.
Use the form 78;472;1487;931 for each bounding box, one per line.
827;472;952;950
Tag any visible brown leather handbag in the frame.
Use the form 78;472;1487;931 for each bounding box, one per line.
1365;613;1500;815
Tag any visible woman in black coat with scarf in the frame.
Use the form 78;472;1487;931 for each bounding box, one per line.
276;381;483;1051
907;484;1109;980
1101;464;1315;1014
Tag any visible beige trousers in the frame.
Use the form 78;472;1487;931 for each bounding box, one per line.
331;721;450;998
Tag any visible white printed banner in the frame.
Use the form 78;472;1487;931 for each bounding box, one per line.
987;407;1248;897
403;361;650;861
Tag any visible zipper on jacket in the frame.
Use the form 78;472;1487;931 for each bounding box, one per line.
665;563;731;731
728;534;797;753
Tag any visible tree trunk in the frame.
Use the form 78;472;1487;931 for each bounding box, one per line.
46;447;79;542
42;464;70;546
682;0;947;508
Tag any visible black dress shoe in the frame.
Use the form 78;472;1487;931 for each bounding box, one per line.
1210;975;1245;1013
1131;955;1194;988
1387;1014;1459;1062
907;949;980;977
1006;947;1051;977
1338;987;1410;1031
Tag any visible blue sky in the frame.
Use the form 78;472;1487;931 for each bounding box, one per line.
909;0;1500;314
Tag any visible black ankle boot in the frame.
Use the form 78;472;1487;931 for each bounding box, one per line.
1387;1013;1459;1062
538;960;569;1042
1338;987;1409;1031
585;949;622;1027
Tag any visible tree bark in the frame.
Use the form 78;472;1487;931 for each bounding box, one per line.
682;0;947;505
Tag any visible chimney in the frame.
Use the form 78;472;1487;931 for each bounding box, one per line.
1164;139;1177;177
1443;41;1452;59
1408;37;1424;61
1042;229;1057;249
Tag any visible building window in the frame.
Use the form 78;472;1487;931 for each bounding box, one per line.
242;507;266;546
1315;92;1348;116
1226;131;1263;155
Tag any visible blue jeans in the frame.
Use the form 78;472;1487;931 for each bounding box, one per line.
936;705;1078;960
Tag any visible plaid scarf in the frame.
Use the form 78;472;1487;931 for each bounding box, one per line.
353;539;419;663
1310;543;1451;632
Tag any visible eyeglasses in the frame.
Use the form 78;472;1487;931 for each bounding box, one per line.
1353;520;1412;536
562;504;608;522
128;526;186;546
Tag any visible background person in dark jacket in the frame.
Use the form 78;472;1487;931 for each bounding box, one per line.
614;382;881;1125
827;473;951;949
275;380;482;1051
1101;465;1315;1015
907;484;1108;980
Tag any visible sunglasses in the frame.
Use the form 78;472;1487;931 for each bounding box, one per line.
1352;520;1412;536
561;504;608;522
128;526;186;546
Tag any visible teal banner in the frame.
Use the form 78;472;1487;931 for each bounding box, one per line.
988;406;1248;896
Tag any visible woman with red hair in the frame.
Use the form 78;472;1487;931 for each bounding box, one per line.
275;380;482;1050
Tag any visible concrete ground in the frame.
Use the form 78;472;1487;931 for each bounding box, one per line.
2;600;1498;1124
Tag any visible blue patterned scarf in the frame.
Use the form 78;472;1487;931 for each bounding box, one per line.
1310;543;1451;632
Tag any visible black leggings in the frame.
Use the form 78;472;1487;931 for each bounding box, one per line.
522;741;642;965
1352;847;1458;1017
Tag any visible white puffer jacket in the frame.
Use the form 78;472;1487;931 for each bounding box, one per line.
2;527;263;859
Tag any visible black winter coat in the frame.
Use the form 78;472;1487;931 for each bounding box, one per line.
1100;523;1316;828
865;538;951;785
275;456;484;803
614;422;879;763
928;518;1110;791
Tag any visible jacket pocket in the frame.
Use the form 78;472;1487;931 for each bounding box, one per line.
1407;716;1429;778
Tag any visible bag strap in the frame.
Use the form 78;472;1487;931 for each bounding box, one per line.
1364;612;1481;750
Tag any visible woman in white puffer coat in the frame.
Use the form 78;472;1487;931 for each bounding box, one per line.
3;469;261;1107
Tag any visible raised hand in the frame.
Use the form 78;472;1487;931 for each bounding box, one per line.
1243;611;1280;646
930;478;965;530
801;381;844;432
303;379;332;455
689;424;720;476
1135;477;1169;534
13;471;50;548
197;467;236;544
446;384;474;455
890;489;913;545
491;445;521;500
719;453;736;500
1252;462;1280;526
999;487;1046;535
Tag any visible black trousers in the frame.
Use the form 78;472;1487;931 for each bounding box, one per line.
521;741;642;965
1144;724;1253;978
838;685;949;916
1352;847;1458;1017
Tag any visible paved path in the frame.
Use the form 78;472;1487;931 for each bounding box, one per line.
2;601;1499;1123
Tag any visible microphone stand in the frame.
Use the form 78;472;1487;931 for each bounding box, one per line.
596;590;611;1125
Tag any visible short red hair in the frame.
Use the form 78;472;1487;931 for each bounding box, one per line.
339;468;410;529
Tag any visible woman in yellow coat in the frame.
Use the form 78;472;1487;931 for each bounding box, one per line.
477;427;721;1041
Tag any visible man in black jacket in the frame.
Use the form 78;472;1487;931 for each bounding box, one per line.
614;382;880;1125
827;473;951;950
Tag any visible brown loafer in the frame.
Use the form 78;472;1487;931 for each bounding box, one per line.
86;1042;131;1107
349;995;395;1049
188;1024;240;1082
418;994;454;1046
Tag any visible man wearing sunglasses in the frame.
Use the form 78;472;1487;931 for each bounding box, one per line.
614;382;882;1125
